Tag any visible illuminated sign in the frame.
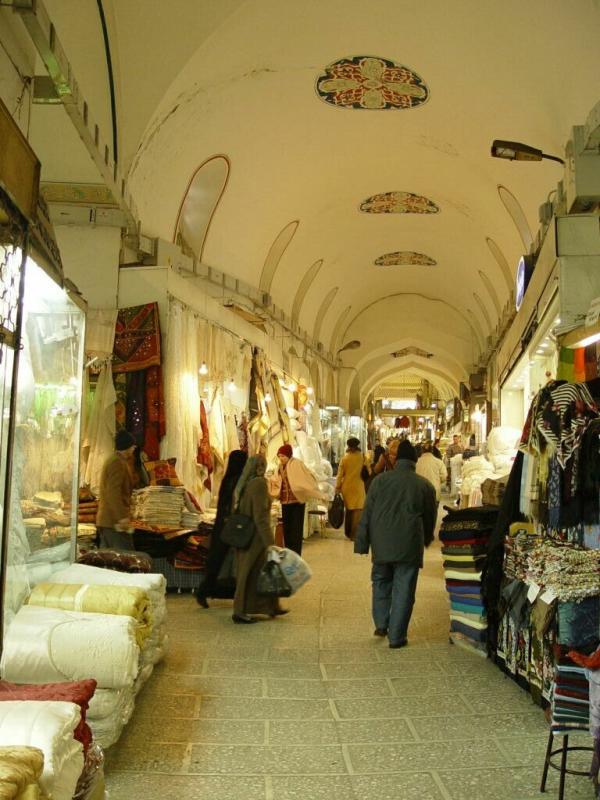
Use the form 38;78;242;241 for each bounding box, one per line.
515;255;534;311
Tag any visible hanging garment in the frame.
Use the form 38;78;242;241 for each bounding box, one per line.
125;370;146;446
112;303;161;373
144;365;166;460
197;400;214;490
81;365;117;497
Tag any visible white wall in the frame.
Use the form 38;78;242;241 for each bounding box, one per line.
0;10;35;138
56;226;121;308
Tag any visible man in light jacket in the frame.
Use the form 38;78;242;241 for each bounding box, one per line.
354;439;437;648
416;441;447;505
273;444;327;555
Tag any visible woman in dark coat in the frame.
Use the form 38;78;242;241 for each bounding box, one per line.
232;454;288;624
196;449;247;608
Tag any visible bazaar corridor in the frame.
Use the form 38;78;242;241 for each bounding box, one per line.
104;529;586;800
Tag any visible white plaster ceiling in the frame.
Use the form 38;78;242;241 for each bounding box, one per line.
31;0;600;401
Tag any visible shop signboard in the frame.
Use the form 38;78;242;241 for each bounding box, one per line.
515;254;535;311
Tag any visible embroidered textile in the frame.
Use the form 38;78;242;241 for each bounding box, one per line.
113;302;161;373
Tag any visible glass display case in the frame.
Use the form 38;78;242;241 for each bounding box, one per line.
4;256;85;633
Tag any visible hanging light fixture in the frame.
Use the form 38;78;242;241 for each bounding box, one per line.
306;386;314;396
264;392;272;402
227;378;236;392
288;381;298;392
199;362;208;376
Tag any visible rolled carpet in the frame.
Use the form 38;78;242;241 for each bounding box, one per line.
0;746;44;800
27;583;151;648
1;606;139;690
0;702;84;800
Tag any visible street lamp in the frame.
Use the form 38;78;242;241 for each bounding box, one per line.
490;139;564;165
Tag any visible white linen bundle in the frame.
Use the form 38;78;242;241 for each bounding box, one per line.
0;701;83;800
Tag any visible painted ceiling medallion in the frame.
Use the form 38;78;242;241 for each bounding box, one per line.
316;56;429;110
375;251;437;266
360;191;439;215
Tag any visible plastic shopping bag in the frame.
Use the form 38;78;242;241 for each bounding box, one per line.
268;546;312;595
328;493;345;529
257;560;292;598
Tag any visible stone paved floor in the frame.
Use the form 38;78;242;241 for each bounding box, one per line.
105;529;594;799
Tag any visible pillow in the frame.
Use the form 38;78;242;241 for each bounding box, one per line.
144;458;183;487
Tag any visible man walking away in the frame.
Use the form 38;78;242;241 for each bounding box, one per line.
354;440;437;649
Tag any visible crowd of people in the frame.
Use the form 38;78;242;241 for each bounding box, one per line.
95;426;468;644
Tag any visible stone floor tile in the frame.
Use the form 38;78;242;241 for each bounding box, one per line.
437;765;594;799
104;742;187;772
188;744;346;774
133;691;199;719
410;711;547;741
336;718;415;743
198;696;334;720
324;678;393;697
351;772;446;799
318;649;382;664
334;694;471;719
267;647;321;663
149;673;263;697
267;720;340;745
205;659;323;679
105;773;267;800
271;775;353;800
347;738;506;773
120;717;265;745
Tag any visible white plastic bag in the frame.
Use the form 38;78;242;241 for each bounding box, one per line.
267;547;312;595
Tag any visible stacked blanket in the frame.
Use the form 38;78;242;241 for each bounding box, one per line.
0;746;45;800
27;583;151;648
440;506;498;648
131;486;185;528
1;606;139;690
86;689;134;749
0;680;96;757
0;702;83;800
551;662;590;733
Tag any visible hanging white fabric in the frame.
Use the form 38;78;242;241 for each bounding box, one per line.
81;362;117;495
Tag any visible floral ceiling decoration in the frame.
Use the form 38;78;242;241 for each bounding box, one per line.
360;191;440;215
316;55;429;110
375;251;437;266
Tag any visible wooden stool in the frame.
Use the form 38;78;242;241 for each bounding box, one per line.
308;509;327;538
540;731;594;800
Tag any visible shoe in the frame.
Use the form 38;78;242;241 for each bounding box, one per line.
232;614;257;624
270;608;290;617
195;593;209;608
389;639;408;649
373;628;388;637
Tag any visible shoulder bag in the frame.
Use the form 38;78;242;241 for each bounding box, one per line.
221;511;255;549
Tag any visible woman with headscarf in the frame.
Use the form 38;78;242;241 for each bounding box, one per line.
335;437;367;541
197;449;248;608
232;454;288;623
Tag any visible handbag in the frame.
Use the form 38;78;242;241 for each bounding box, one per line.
221;512;255;549
360;464;370;483
328;493;345;529
256;560;292;597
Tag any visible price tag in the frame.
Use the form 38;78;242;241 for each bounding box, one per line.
527;582;541;603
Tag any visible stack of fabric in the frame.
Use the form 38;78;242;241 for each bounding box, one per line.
440;506;499;649
75;489;98;526
503;522;540;581
131;486;185;528
526;543;600;601
0;746;45;800
0;702;84;800
551;661;590;734
181;509;202;528
173;533;209;571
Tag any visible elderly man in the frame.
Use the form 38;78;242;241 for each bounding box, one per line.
445;434;463;489
354;439;437;649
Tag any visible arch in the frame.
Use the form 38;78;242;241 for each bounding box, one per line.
497;185;534;252
486;237;514;293
352;336;469;384
329;304;352;354
259;220;300;293
313;286;339;343
478;269;502;316
341;293;481;356
173;154;230;262
356;359;459;409
466;309;486;349
291;258;324;327
473;291;493;331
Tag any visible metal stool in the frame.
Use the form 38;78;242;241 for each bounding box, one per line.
308;509;327;538
540;731;594;800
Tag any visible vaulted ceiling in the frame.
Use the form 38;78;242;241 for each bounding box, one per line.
23;0;600;404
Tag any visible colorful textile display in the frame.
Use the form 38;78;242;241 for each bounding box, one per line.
0;745;45;800
551;661;590;733
27;583;152;647
0;680;96;756
143;365;166;460
112;303;161;373
526;543;600;601
197;400;213;490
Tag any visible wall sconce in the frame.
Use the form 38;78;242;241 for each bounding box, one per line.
491;139;564;165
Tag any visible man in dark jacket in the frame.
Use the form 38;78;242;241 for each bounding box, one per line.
354;440;437;648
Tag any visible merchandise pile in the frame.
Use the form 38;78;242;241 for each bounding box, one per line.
551;659;590;734
503;522;540;581
440;505;498;649
131;486;185;528
526;542;600;602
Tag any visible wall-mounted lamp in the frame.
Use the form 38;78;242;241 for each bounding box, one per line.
491;139;565;165
227;378;236;392
337;340;361;354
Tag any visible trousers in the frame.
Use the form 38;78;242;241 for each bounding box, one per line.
282;502;306;555
371;561;420;644
97;526;135;551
